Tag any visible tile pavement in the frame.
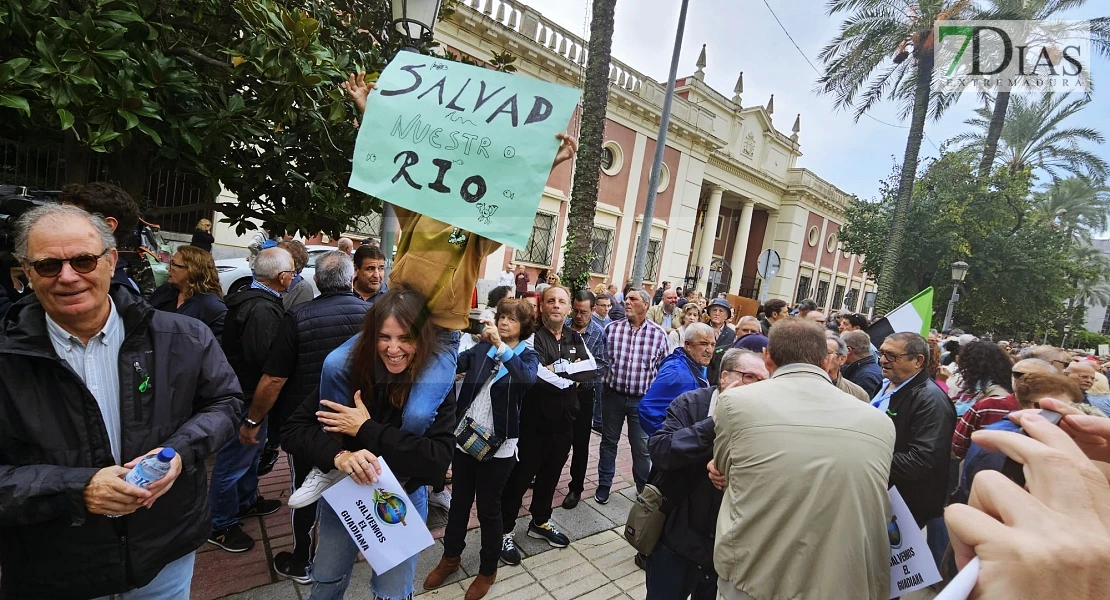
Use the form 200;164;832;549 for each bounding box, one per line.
194;427;637;599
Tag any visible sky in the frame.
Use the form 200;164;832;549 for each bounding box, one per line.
518;0;1110;211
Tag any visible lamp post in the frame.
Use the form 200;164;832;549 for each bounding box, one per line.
630;0;691;287
382;0;443;277
1062;324;1072;348
942;260;969;332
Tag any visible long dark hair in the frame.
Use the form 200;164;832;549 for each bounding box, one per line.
349;287;439;410
958;341;1014;394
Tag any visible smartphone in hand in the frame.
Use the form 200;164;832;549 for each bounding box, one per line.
1000;409;1063;487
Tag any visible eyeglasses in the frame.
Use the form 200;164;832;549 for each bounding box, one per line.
279;270;296;277
28;250;109;277
727;370;765;384
169;261;186;270
879;351;909;363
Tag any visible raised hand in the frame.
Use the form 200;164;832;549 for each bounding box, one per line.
341;72;376;116
552;133;578;170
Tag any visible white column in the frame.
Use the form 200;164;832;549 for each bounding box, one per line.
729;199;755;295
695;185;724;291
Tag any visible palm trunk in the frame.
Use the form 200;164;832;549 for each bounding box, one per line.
563;0;618;294
976;91;1009;179
876;52;933;314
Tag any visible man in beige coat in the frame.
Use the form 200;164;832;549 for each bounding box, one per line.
713;318;895;600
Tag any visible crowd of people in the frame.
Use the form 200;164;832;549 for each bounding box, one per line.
3;71;1110;600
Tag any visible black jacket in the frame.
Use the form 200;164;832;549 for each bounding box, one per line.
456;341;539;441
270;291;369;430
886;369;957;526
190;229;214;252
149;284;227;341
524;326;596;435
221;287;285;403
281;384;456;493
648;387;722;571
706;325;737;385
0;288;243;599
843;354;883;399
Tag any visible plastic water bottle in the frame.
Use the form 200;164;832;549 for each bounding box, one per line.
124;448;176;489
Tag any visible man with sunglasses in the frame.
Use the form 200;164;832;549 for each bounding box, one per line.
645;349;766;600
207;247;296;553
872;332;956;529
0;204;242;599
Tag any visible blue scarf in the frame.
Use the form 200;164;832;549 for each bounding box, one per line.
487;341;525;383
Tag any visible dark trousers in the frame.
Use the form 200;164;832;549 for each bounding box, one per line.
501;426;573;532
645;541;717;600
443;450;517;576
288;451;318;564
569;386;595;494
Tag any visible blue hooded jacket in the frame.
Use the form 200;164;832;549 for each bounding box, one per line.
638;347;709;436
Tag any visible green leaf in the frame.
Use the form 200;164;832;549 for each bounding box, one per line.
98;10;148;25
136;121;162;146
118;109;139;130
328;101;346;122
0;94;30;116
57;108;74;130
2;58;32;78
96;49;129;61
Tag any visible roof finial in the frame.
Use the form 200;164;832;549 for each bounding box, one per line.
766;94;774;115
694;44;707;81
732;72;744;104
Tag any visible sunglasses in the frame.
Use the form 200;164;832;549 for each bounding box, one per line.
28;250;109;278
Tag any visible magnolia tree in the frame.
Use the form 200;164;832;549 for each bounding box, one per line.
0;0;492;236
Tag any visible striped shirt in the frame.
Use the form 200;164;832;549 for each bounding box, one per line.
951;393;1018;459
604;317;668;397
45;298;126;464
568;317;608;391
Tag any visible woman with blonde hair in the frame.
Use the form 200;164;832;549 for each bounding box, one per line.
149;245;227;338
191;218;215;252
666;303;705;352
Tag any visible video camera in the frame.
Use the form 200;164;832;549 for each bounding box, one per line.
0;185;60;268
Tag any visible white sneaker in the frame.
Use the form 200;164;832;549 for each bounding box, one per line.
428;488;452;511
288;467;347;509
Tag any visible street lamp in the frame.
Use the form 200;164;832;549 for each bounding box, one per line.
942;260;969;332
391;0;443;48
381;0;443;277
1062;324;1072;348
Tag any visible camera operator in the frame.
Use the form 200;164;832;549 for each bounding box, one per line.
58;182;142;295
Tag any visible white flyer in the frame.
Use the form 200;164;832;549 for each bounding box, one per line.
887;486;942;598
321;458;434;574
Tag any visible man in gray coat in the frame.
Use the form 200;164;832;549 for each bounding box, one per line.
645;349;768;600
714;318;895;600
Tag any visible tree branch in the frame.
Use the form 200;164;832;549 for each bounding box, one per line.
165;47;232;72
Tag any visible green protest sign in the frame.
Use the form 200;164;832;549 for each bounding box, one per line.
349;51;580;249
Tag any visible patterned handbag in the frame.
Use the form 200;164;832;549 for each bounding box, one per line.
455;416;504;462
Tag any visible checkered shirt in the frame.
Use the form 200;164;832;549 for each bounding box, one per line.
603;318;669;397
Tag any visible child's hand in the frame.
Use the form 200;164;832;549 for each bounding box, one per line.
341;72;376;116
552;133;578;170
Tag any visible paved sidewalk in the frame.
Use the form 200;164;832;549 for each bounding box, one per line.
194;427;637;599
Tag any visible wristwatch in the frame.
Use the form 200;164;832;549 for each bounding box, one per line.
244;417;261;428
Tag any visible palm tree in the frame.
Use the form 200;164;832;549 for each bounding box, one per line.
972;1;1109;178
1034;176;1110;241
818;0;972;313
953;92;1108;181
563;0;618;293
